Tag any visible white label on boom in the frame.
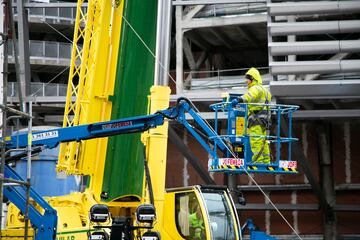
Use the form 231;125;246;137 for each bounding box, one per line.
32;130;59;141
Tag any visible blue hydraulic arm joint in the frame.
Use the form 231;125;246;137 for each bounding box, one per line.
4;165;57;240
166;98;228;160
242;219;277;240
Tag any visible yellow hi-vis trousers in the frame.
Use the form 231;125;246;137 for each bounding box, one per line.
249;125;270;164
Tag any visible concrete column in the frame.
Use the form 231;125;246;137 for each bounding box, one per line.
154;0;172;86
176;6;184;95
287;16;296;81
16;0;31;105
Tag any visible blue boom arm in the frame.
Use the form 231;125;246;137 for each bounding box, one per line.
5;98;228;154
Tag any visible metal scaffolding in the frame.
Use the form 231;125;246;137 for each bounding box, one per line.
0;104;33;239
1;1;33;238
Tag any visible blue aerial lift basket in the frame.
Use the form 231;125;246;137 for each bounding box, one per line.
208;95;299;174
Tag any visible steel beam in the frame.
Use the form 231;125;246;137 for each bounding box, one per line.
176;6;185;94
236;203;319;211
171;88;248;102
236;26;263;49
239;184;360;191
173;0;266;6
269;40;360;56
182;14;266;29
236;203;360;211
154;0;172;86
23;3;82;8
333;205;360;212
183;38;197;72
268;1;360;16
304;52;350;81
185;31;213;51
293;110;360;120
280;116;331;214
317;123;336;239
270;80;360;98
8;96;68;103
269;20;360;36
209;28;233;49
168;126;215;185
184;5;205;20
17;0;31;106
239;184;313;191
335;184;360;191
44;115;73;123
270;60;360;75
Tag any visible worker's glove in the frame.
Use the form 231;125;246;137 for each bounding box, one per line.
231;98;239;106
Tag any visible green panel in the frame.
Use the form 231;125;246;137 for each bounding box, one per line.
101;0;158;202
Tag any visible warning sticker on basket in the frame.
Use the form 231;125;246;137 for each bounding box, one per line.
32;130;59;141
279;160;297;168
219;158;244;166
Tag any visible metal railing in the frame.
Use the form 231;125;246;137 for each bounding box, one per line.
14;3;82;24
7;82;67;98
182;67;271;90
8;40;72;66
182;66;359;90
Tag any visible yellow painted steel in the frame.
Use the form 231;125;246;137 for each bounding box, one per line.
3;191;106;240
141;86;171;232
0;229;34;239
85;3;124;200
3;2;126;237
58;0;123;179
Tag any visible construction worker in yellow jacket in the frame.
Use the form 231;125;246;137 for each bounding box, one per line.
231;67;272;164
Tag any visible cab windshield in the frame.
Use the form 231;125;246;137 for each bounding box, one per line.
202;191;237;240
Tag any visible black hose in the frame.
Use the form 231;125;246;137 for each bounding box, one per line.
155;97;192;120
143;147;154;206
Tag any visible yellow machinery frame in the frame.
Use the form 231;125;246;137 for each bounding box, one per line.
58;0;123;180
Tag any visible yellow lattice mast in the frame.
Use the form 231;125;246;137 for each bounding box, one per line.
58;0;123;180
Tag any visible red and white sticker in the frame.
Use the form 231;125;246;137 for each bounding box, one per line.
279;160;297;168
219;158;244;167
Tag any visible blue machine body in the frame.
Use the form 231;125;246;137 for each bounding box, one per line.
4;165;58;239
13;145;79;196
242;219;277;240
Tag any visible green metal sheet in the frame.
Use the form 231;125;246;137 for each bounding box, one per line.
101;0;158;202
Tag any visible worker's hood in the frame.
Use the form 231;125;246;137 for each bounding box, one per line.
246;67;262;88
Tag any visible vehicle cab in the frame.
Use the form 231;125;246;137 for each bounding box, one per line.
162;185;240;240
